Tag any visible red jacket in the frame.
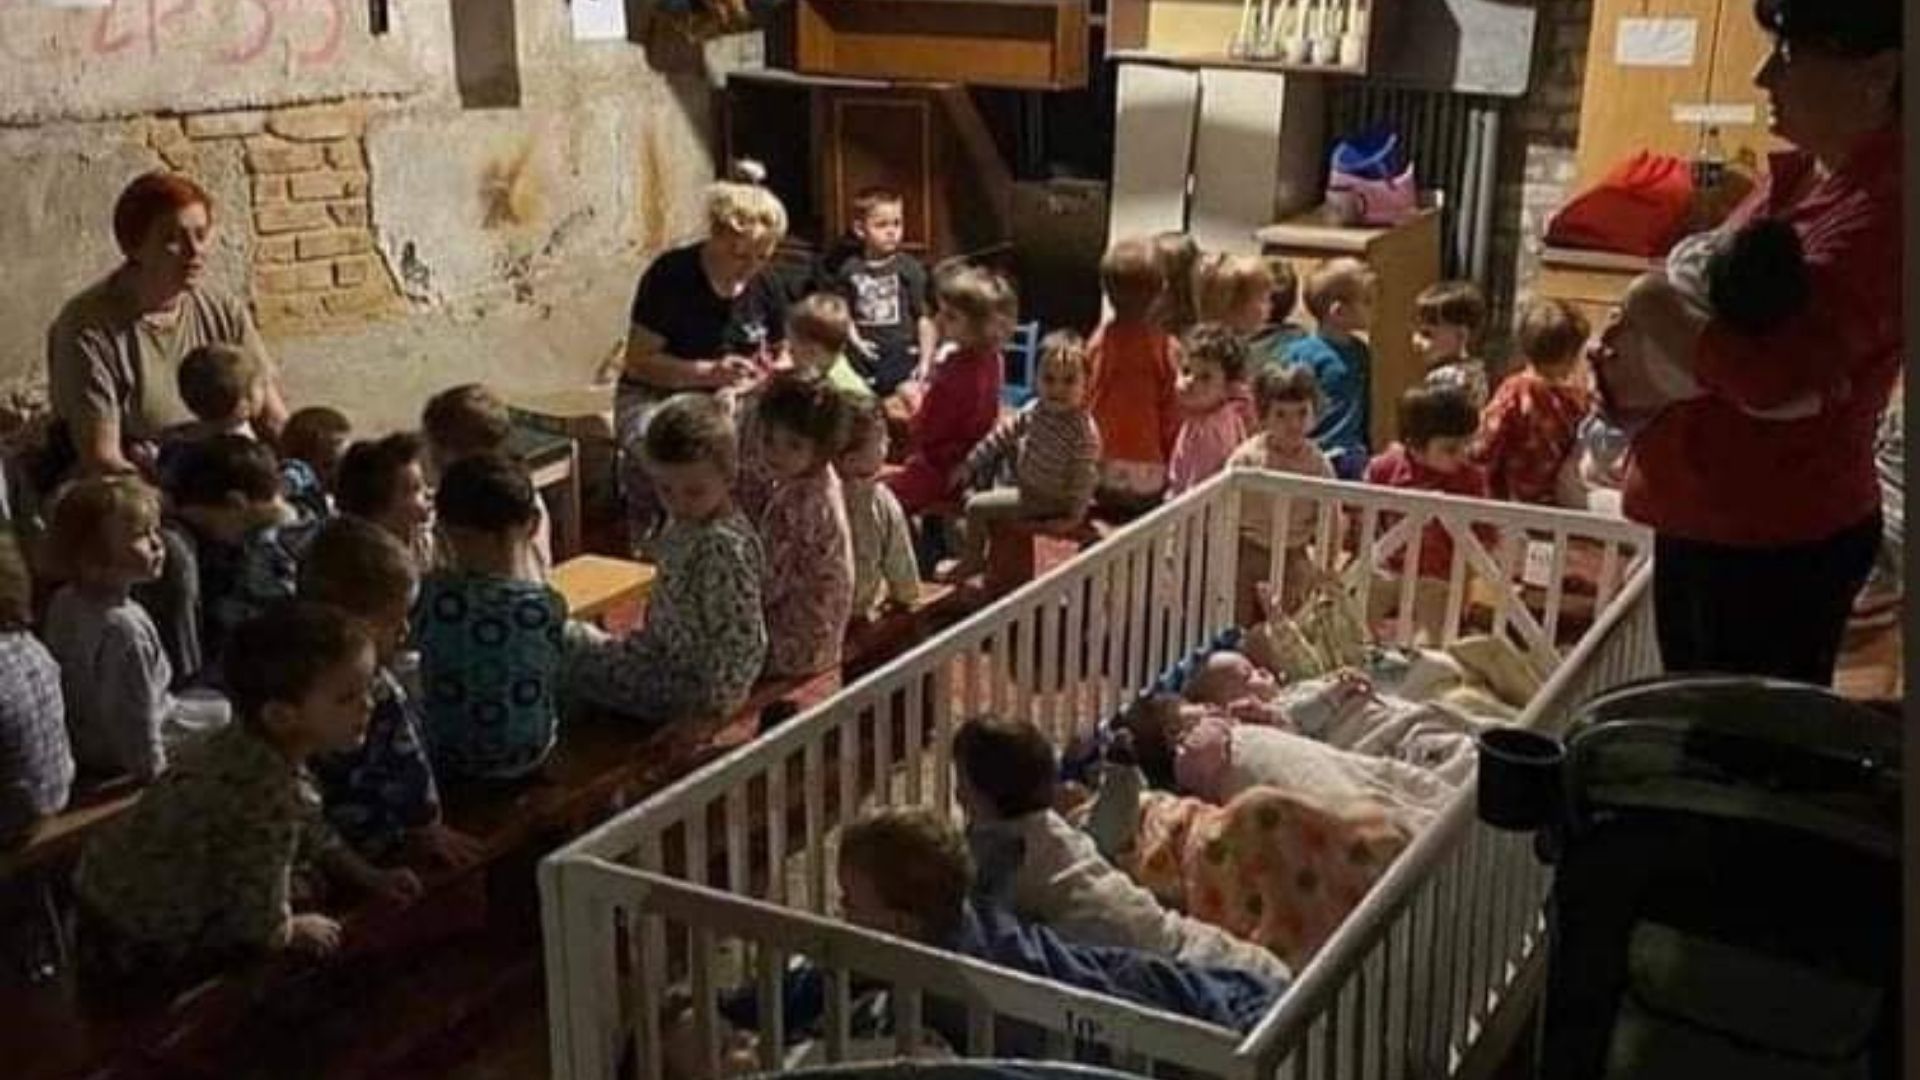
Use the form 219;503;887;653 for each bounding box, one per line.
1088;320;1182;465
1365;443;1492;578
887;345;1004;514
1623;127;1903;546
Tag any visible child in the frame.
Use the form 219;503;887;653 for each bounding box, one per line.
0;531;70;844
567;394;767;724
422;383;552;575
836;397;919;623
1194;252;1275;336
1365;385;1491;579
953;714;1293;982
1284;257;1378;479
1088;237;1182;512
74;603;421;983
280;405;352;522
412;456;568;780
1412;281;1491;408
701;806;1282;1064
300;518;480;866
828;187;936;396
336;432;436;569
943;332;1101;582
885;264;1014;516
1228;364;1335;617
753;372;856;678
155;343;265;482
46;477;228;782
1167;324;1254;496
1150;231;1202;337
732;296;876;521
1472;298;1593;505
1249;257;1308;364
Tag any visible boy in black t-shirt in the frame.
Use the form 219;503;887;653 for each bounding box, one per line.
828;187;938;399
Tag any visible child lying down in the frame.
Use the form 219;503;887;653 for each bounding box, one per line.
952;714;1293;983
669;807;1286;1075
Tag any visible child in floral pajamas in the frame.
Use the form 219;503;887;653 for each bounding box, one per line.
753;372;856;677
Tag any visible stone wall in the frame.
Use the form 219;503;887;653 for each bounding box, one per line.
2;1;718;432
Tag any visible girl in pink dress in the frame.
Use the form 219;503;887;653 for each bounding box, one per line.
754;372;857;677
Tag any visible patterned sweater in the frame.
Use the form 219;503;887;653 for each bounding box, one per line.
1168;403;1251;496
759;468;856;677
965;401;1102;516
842;477;919;621
1472;370;1592;505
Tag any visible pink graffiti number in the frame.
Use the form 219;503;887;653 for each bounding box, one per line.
92;0;195;58
221;0;344;66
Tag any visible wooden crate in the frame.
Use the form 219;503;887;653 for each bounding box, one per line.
795;0;1090;90
1257;208;1442;449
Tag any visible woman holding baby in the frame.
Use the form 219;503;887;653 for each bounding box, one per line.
1593;0;1902;686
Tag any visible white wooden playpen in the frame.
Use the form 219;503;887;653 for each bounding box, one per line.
541;470;1660;1080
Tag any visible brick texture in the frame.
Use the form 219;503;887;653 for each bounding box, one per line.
185;111;265;139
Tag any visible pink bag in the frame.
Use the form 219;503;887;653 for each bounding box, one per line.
1326;163;1419;227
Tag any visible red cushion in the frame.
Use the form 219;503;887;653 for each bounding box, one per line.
1545;152;1696;257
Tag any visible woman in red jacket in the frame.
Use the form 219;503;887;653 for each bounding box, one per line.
1597;0;1901;685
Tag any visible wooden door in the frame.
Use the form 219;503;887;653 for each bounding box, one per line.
1571;0;1719;187
823;93;939;255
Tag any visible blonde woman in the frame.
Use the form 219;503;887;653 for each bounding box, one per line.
617;161;792;545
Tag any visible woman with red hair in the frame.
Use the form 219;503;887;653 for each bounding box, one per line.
47;171;288;476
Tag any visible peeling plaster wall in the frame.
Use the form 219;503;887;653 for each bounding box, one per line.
0;0;718;431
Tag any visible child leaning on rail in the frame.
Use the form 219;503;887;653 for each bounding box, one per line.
663;806;1285;1074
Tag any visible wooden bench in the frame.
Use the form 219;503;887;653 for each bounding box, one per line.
551;554;655;625
984;516;1111;594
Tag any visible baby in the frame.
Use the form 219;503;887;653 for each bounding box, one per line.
1605;218;1822;429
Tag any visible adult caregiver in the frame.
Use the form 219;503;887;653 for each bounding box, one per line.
47;171;288;476
616;162;791;537
1605;0;1901;685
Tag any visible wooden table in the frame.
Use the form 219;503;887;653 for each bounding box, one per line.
550;555;656;625
506;424;580;561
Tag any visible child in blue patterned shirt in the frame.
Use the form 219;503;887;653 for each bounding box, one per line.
300;517;481;868
413;454;568;780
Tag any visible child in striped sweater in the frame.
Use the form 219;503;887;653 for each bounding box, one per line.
941;331;1101;583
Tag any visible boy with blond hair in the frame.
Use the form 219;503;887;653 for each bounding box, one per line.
1284;257;1378;479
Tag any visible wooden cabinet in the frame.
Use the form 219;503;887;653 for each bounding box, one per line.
1533;248;1660;341
1257;209;1441;448
795;0;1090;90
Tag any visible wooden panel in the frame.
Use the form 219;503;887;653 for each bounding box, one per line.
796;0;1089;90
1108;62;1200;246
1571;0;1717;187
1190;68;1290;253
825;95;937;249
1703;0;1785;174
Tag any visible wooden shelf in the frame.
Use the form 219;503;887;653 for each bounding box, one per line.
1107;0;1380;76
795;0;1090;90
1109;46;1364;76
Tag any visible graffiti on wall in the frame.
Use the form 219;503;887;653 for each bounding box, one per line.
0;0;345;68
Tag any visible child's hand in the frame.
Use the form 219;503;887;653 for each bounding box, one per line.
409;821;486;869
371;867;424;905
713;356;759;387
285;913;343;957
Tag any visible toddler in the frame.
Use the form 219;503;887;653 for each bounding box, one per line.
413;455;569;780
826;187;937;396
280;405;352;522
0;531;70;844
1088;237;1182;512
753;372;856;678
700;806;1282;1066
1194;252;1275;337
1249;257;1308;365
1365;385;1492;578
1471;298;1593;505
885;264;1014;515
943;332;1101;583
1167;324;1254;496
835;397;919;623
1412;281;1490;408
786;292;875;402
1228;364;1335;617
155;343;265;484
954;714;1293;982
337;432;436;570
423;384;552;576
46;477;228;782
74;603;420;983
1150;231;1202;337
1284;257;1378;479
1604;217;1822;429
567;394;768;725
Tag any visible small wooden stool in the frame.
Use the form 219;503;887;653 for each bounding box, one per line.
506;424;581;561
551;555;655;625
985;517;1108;593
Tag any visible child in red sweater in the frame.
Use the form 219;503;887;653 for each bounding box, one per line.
1472;298;1593;505
886;264;1015;515
1089;238;1182;513
1365;385;1490;580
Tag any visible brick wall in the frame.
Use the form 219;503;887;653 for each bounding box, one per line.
1485;0;1592;359
140;102;401;335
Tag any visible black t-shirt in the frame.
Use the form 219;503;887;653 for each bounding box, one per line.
627;243;789;375
832;252;929;395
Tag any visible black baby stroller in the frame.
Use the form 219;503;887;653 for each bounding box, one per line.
1477;676;1901;1080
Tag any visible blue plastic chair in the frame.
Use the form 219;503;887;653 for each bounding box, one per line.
1001;321;1042;407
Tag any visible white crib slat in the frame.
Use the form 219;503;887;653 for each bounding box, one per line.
1489;531;1523;642
932;664;955;813
767;756;787;906
1386;903;1410;1080
990;628;1010;716
1183;511;1207;653
1361;948;1386;1080
838;712;859;826
1405;886;1435;1075
1595;539;1622;613
1089;563;1114;720
825;966;851;1062
1354;505;1380;620
1063;576;1088;728
687;810;710;888
894;986;925;1058
725;786;748;896
756;945;787;1071
904;676;926;804
804;739;826;912
1395;513;1425;645
1542;531;1570;646
873;698;893;805
1040;595;1063;742
1145;541;1169;686
968;1003;995;1057
1124;546;1149;692
689;924;719;1078
629;902;664;1080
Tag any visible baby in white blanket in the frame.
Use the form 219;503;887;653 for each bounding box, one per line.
953;714;1293;984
